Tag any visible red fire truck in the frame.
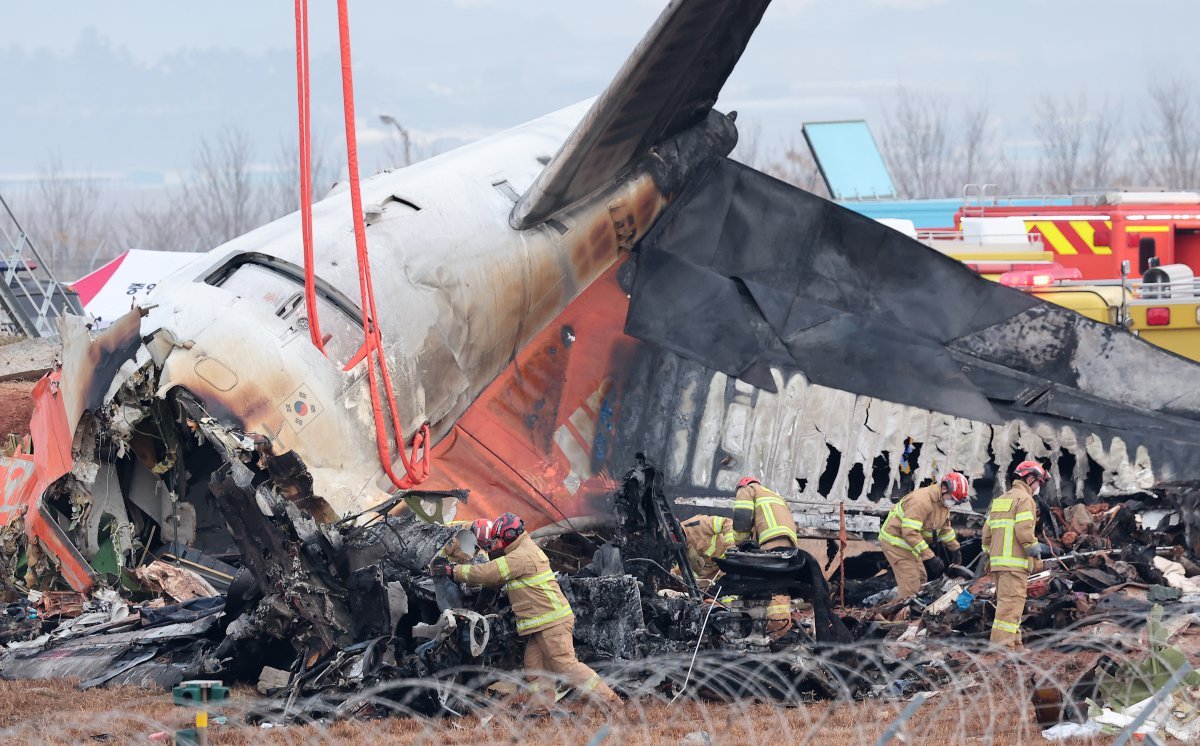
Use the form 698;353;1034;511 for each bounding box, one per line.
952;190;1200;280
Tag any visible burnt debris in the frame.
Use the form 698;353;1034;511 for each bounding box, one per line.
4;399;1200;725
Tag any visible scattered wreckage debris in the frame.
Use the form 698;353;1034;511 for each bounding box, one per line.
4;383;1200;730
0;455;868;723
1034;604;1200;742
839;482;1200;643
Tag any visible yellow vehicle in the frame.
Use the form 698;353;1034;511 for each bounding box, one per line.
893;215;1200;362
999;263;1200;363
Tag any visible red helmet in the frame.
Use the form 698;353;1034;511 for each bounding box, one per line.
491;512;525;548
939;472;969;503
471;518;498;550
737;477;760;489
1014;460;1048;484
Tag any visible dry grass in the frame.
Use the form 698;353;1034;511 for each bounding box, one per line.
0;653;1115;746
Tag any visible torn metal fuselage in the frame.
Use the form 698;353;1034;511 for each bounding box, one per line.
0;103;734;601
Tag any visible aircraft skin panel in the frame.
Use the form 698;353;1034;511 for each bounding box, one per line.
119;102;665;512
419;258;1182;535
627;158;1200;423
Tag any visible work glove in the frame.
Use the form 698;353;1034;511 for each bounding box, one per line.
1026;542;1050;559
947;548;963;567
738;540;760;552
922;555;946;580
429;557;456;579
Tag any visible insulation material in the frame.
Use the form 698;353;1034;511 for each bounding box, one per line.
133;560;219;603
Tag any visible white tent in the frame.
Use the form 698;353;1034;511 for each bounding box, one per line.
70;250;203;327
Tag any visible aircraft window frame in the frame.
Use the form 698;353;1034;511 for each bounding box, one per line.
204;253;365;366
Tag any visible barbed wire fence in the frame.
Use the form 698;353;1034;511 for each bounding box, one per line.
4;617;1198;745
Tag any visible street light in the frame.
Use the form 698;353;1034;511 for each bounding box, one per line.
378;114;413;167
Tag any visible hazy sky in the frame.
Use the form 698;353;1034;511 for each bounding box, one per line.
2;0;1194;181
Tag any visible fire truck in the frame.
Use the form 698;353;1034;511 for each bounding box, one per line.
879;190;1200;362
953;189;1200;279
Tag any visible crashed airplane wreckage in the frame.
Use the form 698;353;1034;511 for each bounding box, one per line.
0;452;857;710
4;0;1200;715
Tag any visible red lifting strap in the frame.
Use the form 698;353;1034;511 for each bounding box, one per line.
335;0;431;489
291;0;432;490
294;0;325;354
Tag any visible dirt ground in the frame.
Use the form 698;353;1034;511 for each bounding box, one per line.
0;332;37;438
0;659;1111;745
0;380;35;438
0;685;1108;745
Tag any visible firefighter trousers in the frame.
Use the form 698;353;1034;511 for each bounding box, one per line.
881;541;927;598
990;571;1028;648
523;620;619;707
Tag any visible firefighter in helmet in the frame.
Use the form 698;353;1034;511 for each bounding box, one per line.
431;512;619;707
878;472;969;599
984;461;1050;649
681;514;737;587
732;477;799;638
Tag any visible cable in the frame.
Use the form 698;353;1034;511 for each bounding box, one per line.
670;582;722;704
294;0;325;354
333;0;431;490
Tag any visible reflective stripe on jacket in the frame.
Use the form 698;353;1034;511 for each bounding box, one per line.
682;515;736;577
879;484;961;561
982;480;1038;573
453;532;573;635
734;483;798;550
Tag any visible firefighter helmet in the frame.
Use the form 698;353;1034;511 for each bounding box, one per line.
1014;460;1048;484
492;512;525;547
470;518;497;550
939;471;969;503
737;477;761;489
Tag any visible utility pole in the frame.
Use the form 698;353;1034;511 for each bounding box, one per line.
379;114;413;167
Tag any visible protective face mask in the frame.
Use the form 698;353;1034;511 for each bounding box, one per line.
943;498;956;508
1032;484;1042;496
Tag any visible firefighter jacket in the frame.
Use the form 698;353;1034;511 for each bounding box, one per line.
879;484;961;561
452;532;573;635
682;515;737;577
733;483;798;550
983;480;1039;573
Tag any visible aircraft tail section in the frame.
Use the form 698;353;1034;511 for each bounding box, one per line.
511;0;771;229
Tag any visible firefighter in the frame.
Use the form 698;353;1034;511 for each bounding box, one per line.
878;472;968;599
681;514;737;585
432;518;490;563
732;477;799;638
431;512;619;707
984;461;1050;649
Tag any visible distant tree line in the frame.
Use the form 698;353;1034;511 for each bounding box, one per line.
8;79;1200;281
5;121;428;280
736;78;1200;201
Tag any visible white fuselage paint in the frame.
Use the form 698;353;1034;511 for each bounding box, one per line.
136;100;667;517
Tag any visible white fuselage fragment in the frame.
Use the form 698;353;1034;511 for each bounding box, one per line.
646;354;1156;517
